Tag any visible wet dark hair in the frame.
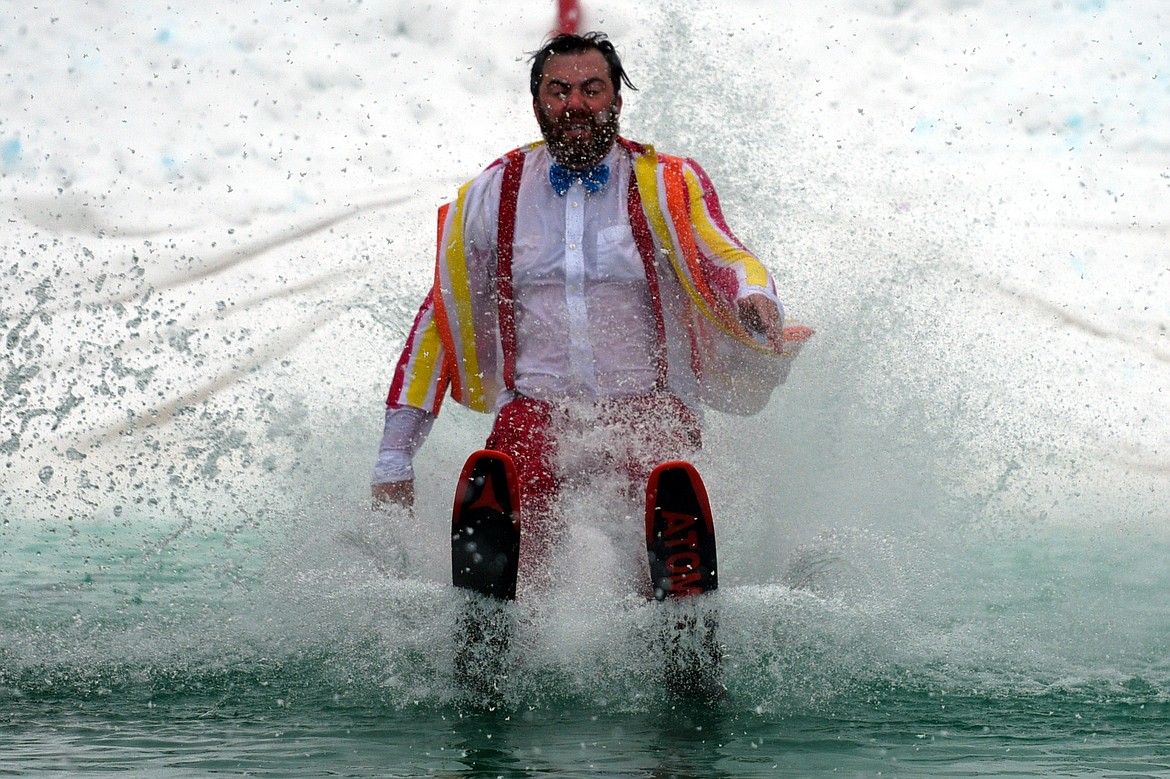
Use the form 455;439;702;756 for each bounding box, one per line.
529;32;637;100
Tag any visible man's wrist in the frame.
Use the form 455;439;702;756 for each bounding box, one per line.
372;451;414;484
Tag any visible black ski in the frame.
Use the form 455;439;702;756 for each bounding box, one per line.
451;449;521;703
645;460;718;600
451;449;521;600
645;460;725;703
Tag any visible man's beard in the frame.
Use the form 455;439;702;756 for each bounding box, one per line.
536;102;620;170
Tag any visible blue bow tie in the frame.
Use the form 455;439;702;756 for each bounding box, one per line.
549;162;610;196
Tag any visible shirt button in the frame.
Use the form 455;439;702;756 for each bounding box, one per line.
572;201;580;208
569;243;577;249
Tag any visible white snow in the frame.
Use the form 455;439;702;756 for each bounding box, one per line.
2;0;1166;529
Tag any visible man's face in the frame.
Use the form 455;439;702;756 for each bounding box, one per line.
533;49;622;170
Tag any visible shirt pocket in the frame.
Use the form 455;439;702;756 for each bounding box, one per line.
592;225;644;282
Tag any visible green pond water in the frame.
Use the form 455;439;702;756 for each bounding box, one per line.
3;510;1166;777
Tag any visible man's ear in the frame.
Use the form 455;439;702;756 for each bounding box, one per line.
614;94;623;115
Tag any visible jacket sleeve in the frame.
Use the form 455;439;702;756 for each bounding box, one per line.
371;404;436;484
681;159;780;309
384;287;450;415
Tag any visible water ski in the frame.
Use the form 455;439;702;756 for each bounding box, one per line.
451;449;521;600
645;460;718;600
645;460;725;702
451;449;521;702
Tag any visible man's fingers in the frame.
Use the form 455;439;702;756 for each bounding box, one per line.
739;295;785;352
739;303;764;332
372;480;415;511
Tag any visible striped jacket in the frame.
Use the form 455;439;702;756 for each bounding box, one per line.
386;138;811;417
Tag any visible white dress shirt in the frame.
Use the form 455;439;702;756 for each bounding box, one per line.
506;144;659;404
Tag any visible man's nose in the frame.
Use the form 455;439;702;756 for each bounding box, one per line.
565;88;587;111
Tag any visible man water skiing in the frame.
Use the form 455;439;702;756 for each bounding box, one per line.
372;32;808;597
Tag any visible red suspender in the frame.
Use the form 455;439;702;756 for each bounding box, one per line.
625;171;671;392
496;151;526;391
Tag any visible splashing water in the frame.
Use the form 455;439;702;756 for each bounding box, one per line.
2;0;1168;775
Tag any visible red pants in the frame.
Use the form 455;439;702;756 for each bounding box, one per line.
484;393;701;591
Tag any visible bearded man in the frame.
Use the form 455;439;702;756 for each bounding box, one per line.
372;32;809;594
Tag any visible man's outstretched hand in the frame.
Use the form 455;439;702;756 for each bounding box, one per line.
372;480;415;512
737;293;785;353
